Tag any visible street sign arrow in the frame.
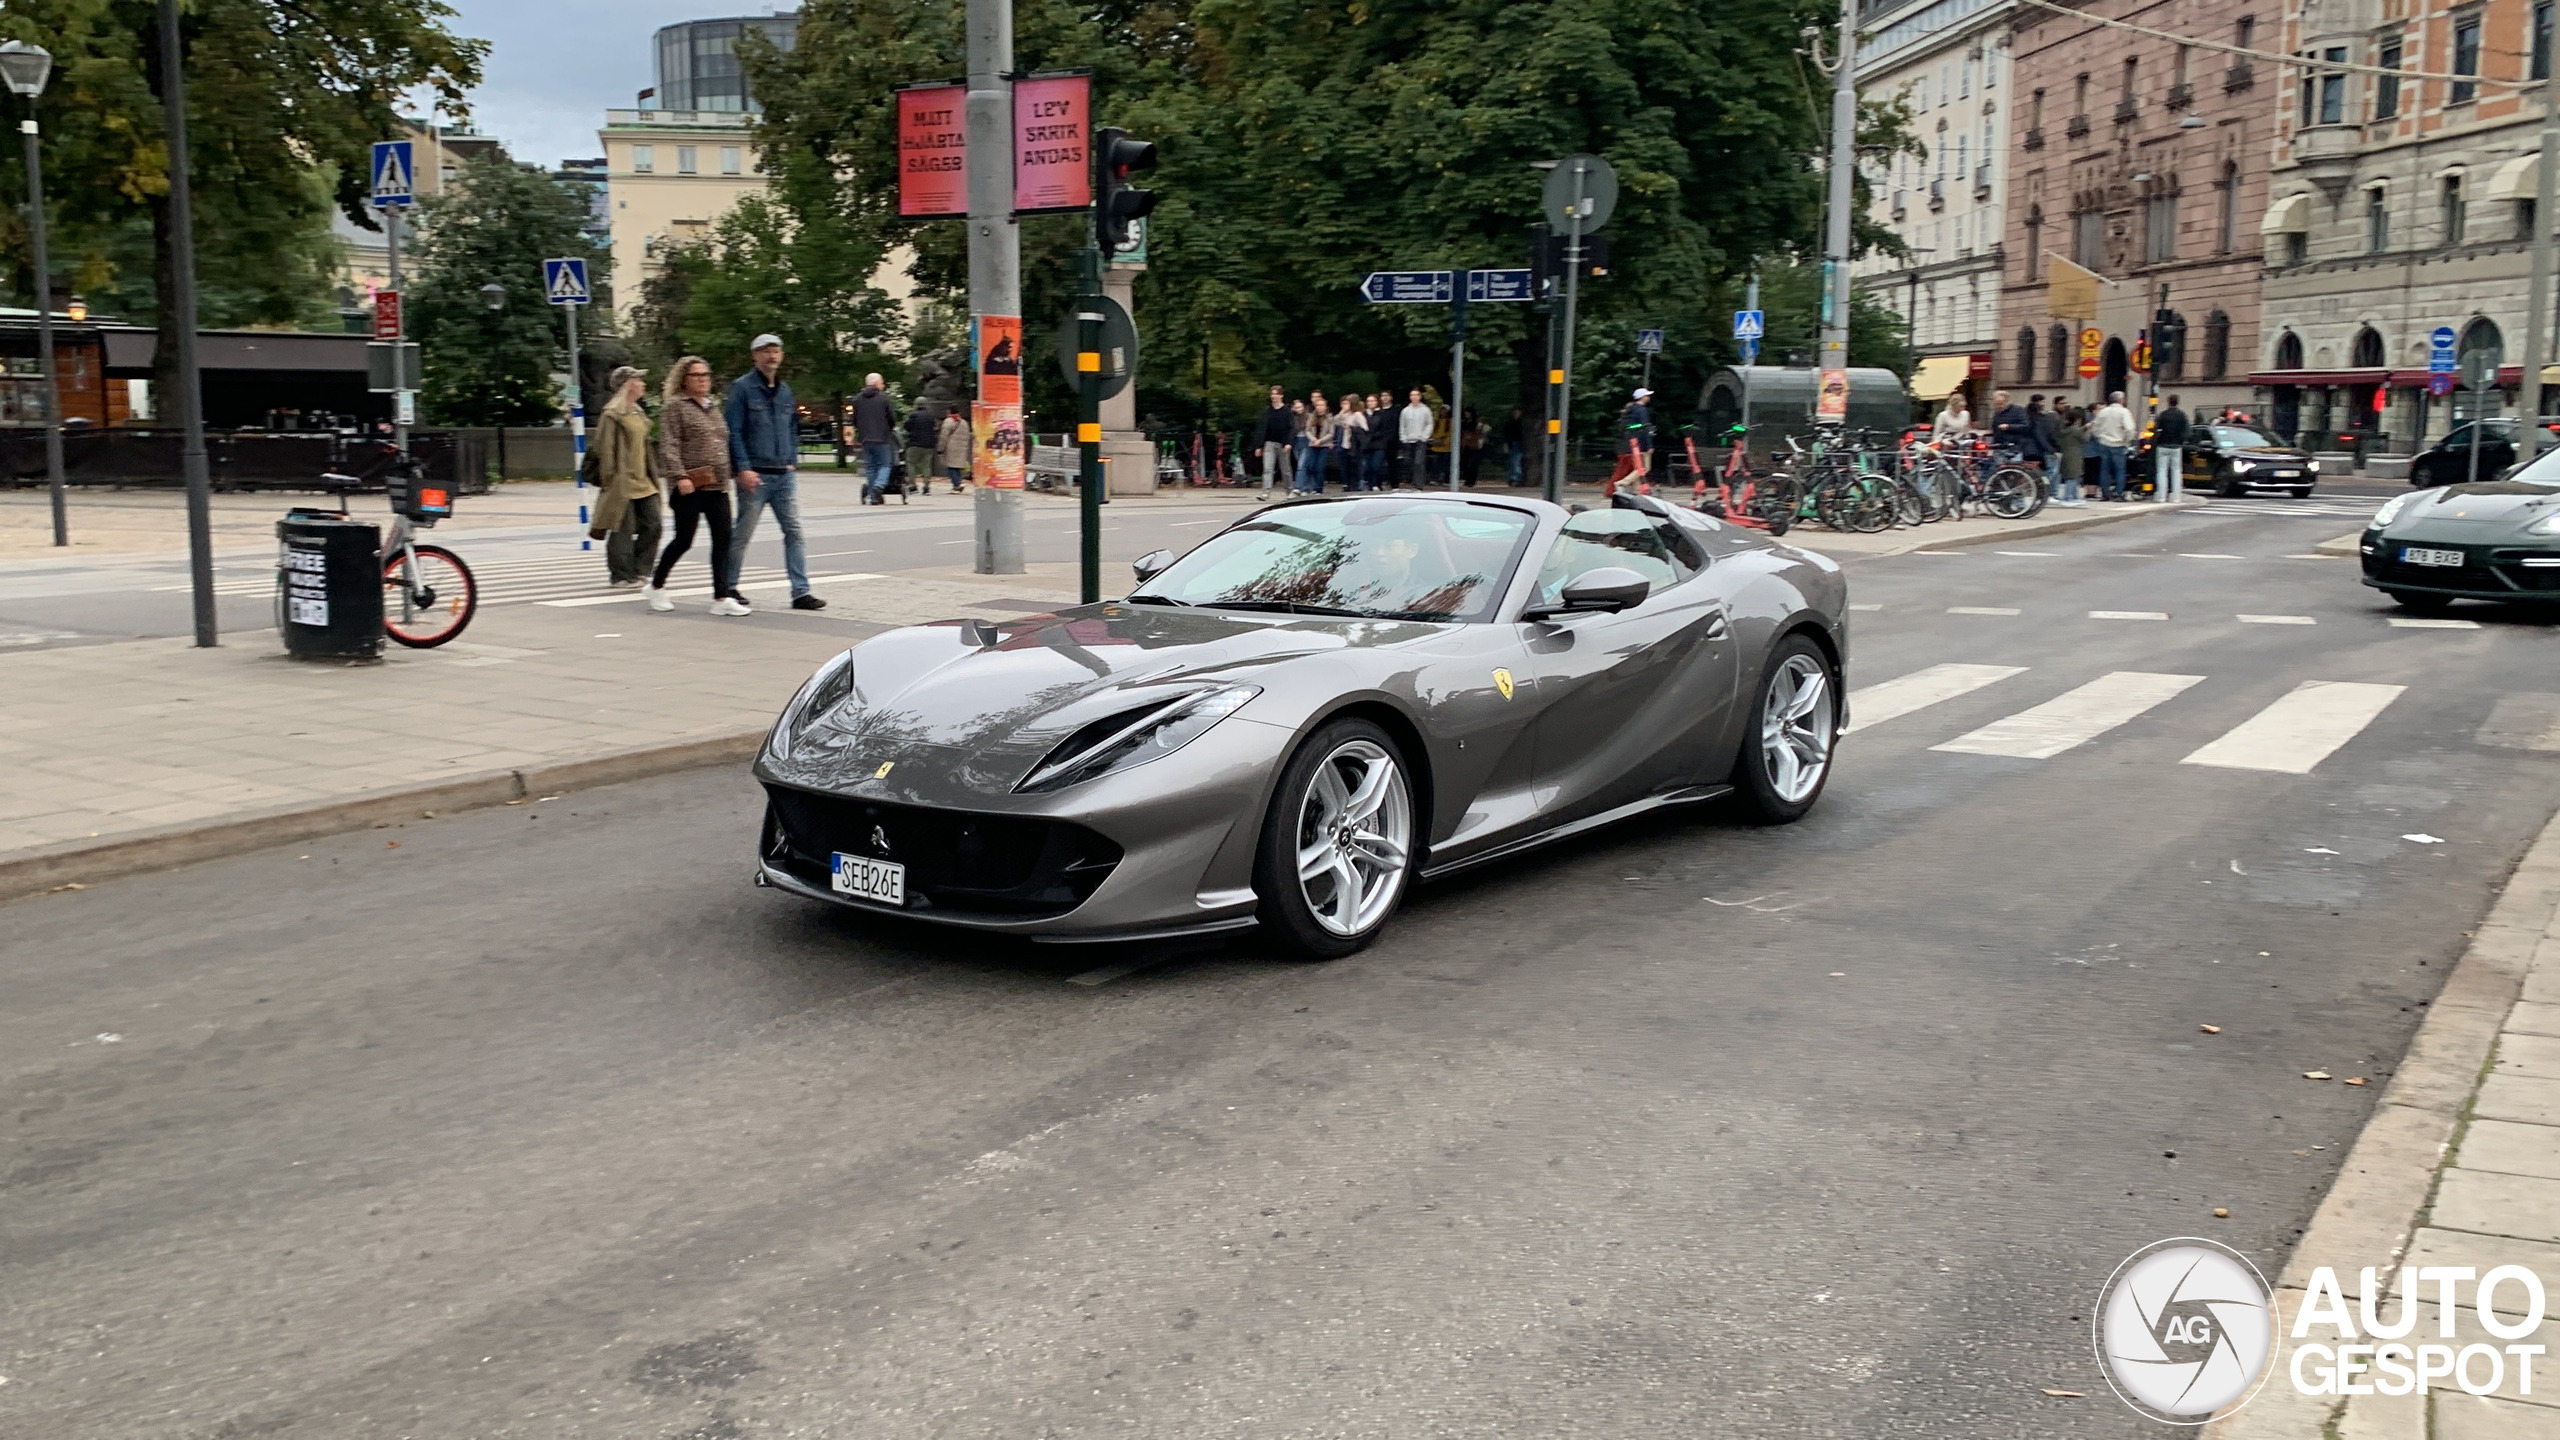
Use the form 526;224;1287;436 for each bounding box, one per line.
1361;270;1455;304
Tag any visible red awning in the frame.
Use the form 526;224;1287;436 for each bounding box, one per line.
2251;366;2526;387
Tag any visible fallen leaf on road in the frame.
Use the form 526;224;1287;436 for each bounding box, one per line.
2403;834;2445;844
2200;1024;2222;1034
421;810;436;819
2213;1208;2230;1218
386;841;400;848
2344;1077;2368;1086
2304;1071;2332;1080
2041;1389;2084;1398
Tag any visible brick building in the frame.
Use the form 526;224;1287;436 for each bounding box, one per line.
1998;0;2271;418
2253;0;2553;454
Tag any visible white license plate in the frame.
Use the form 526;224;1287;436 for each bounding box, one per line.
831;852;906;904
2270;469;2301;478
2400;546;2465;568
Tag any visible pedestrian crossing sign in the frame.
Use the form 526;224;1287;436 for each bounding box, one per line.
369;141;415;208
543;258;591;307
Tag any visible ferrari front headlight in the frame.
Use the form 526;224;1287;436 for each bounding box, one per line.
1017;684;1260;792
773;650;856;753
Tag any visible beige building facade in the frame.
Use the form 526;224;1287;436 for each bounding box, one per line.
598;109;766;320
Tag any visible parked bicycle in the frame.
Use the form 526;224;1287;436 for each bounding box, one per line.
316;451;476;648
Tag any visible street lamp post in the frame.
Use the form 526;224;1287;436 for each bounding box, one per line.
481;284;507;478
1;41;67;548
153;0;220;647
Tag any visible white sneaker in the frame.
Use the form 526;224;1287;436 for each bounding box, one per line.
709;596;751;616
646;585;674;612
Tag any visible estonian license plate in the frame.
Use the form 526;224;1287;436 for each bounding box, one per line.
2400;546;2465;568
831;852;906;905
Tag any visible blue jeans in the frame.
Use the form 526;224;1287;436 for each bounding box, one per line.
861;442;896;500
731;465;808;596
2097;445;2128;499
1362;448;1386;490
1507;442;1524;485
1300;448;1332;492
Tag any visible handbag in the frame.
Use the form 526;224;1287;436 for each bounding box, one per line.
684;465;718;494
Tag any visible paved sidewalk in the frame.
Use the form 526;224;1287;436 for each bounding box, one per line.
2214;809;2560;1439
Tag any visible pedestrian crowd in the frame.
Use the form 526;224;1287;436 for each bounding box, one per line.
584;335;976;617
1931;387;2203;506
1254;385;1537;492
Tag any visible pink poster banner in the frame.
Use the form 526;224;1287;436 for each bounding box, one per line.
1012;73;1091;214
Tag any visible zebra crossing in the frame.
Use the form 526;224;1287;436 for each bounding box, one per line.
178;552;876;609
1847;661;2429;772
2188;497;2388;521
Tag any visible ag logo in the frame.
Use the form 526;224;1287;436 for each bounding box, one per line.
1493;668;1514;701
2095;1237;2277;1424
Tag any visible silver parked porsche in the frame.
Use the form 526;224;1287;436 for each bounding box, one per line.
754;491;1849;957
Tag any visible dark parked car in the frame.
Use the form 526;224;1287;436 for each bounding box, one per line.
2175;422;2319;498
2406;418;2560;487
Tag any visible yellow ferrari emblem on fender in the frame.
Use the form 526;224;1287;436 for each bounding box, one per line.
1493;668;1514;700
875;761;895;778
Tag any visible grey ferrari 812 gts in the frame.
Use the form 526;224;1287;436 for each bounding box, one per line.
754;491;1849;956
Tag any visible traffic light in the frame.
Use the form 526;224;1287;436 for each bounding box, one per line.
1094;127;1157;251
2152;309;2186;377
1539;230;1611;280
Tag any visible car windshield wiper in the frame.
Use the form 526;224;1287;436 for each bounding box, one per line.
1124;593;1193;606
1208;599;1372;618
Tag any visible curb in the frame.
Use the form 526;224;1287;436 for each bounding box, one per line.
2204;804;2560;1439
1909;499;2204;553
0;728;769;907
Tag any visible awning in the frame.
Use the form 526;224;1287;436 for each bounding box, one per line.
1910;355;1972;401
2489;153;2545;201
2260;193;2312;235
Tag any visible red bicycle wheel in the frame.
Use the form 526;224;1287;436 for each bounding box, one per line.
382;544;476;648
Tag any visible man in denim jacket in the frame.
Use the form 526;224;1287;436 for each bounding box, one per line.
726;334;825;611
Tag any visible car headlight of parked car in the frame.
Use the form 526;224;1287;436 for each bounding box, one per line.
2308;459;2322;474
773;650;857;753
1016;684;1260;793
2371;493;2418;528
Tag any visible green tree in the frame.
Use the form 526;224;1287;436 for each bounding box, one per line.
408;154;606;427
0;0;481;392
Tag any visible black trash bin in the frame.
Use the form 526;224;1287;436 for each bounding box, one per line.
277;510;383;660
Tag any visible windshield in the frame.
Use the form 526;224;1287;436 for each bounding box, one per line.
2212;424;2286;449
2494;444;2560;488
1132;498;1536;622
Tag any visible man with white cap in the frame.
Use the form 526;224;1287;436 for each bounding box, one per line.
727;333;824;610
1611;387;1656;490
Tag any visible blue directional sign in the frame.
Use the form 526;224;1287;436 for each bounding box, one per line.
1361;270;1454;304
370;140;415;208
1466;268;1536;303
543;258;592;307
2429;325;2460;396
1637;328;1665;354
1733;309;1765;341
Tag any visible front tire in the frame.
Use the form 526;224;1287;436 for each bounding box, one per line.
2218;468;2246;498
1731;636;1838;825
382;544;476;649
1252;719;1417;959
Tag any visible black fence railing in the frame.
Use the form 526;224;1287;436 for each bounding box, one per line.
0;428;490;494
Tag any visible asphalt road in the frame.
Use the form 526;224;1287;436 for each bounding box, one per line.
6;497;2557;1437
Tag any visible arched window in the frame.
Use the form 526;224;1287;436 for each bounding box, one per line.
2275;330;2305;371
2203;309;2232;379
2048;322;2072;384
2460;316;2503;358
2017;327;2039;382
2217;161;2240;253
2351;326;2386;367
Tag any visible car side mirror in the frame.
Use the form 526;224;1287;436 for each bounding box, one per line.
1132;549;1176;583
1524;566;1650;620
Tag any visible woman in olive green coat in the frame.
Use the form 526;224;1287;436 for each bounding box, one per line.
590;365;662;585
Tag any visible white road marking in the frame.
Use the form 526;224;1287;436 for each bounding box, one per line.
2089;610;2170;620
2478;694;2560;751
2237;614;2317;625
1947;606;2021;616
1931;671;2204;759
2388;617;2481;629
2178;553;2245;559
1847;603;1884;612
539;572;884;606
2180;680;2405;773
1169;520;1219;527
1994;551;2057;557
1845;663;2027;734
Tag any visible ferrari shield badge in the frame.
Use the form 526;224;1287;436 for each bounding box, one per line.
1493;668;1514;701
874;761;895;778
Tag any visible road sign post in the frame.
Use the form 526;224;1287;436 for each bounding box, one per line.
1541;154;1616;502
370;141;416;461
544;258;593;550
1637;327;1664;392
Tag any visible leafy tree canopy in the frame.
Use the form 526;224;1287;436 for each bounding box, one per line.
409;154;607;427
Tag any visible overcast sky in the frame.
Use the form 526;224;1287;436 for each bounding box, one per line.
438;0;795;167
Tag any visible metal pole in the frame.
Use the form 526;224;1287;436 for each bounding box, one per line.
966;0;1023;574
1542;291;1563;502
159;0;217;648
1449;277;1467;490
1817;0;1860;379
1744;267;1761;365
1557;160;1590;497
21;115;66;546
386;205;407;455
1076;251;1103;603
566;303;589;550
2525;79;2560;461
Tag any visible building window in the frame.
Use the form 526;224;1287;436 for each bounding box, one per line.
2285;230;2309;266
2537;2;2554;82
631;144;655;173
2376;38;2402;119
720;146;742;175
2075;71;2091;117
2522;198;2540;241
2452;16;2481;104
2366;187;2389;253
2217;162;2240;253
2121;57;2138;102
2174;44;2191;89
2320;48;2347;123
2048;323;2071;384
2031;87;2046;134
2074;208;2105;269
2024;205;2043;279
2275;330;2304;371
2203;310;2232;379
2236;15;2256;49
677;146;698;174
2442;176;2467;245
2145;192;2178;262
1962;56;1973;98
2016;327;2038;382
2352;327;2386;368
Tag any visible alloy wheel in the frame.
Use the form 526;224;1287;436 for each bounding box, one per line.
1760;654;1835;804
1293;739;1412;937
